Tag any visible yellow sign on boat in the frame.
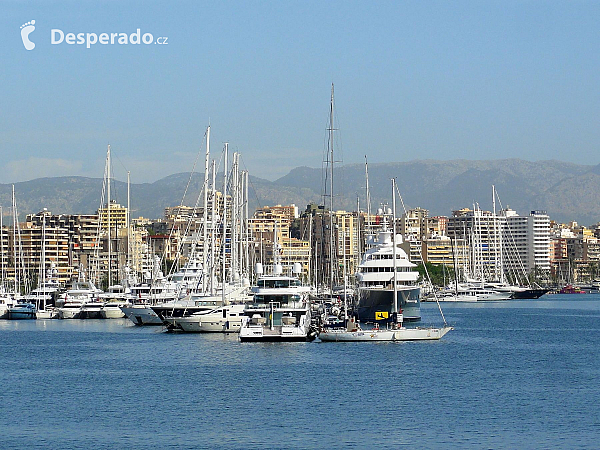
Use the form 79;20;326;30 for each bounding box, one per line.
375;311;388;320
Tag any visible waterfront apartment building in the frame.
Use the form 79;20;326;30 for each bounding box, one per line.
502;209;551;276
22;210;103;284
262;237;311;280
254;204;299;225
421;235;468;269
399;207;429;240
98;201;128;230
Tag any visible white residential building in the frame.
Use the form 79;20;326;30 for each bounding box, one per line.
502;209;551;276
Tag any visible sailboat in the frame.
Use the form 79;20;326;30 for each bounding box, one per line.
319;178;452;342
6;186;37;320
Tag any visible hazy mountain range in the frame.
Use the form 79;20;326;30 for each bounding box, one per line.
1;159;598;225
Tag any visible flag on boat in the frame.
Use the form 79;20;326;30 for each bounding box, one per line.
375;311;388;320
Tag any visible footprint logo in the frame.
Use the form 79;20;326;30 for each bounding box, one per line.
20;20;36;50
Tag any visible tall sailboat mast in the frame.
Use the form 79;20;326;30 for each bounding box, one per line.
222;143;228;303
210;159;216;295
392;178;398;319
203;125;210;293
244;170;249;280
328;83;335;294
127;171;131;270
41;211;46;287
365;155;371;236
12;186;18;293
107;144;111;288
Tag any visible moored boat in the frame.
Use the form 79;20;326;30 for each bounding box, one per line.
7;302;37;320
239;266;315;342
355;217;421;322
164;303;247;333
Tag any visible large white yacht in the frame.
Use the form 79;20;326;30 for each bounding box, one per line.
153;284;251;328
355;219;421;323
120;259;204;326
57;280;102;319
433;283;513;302
164;303;247;333
239;264;315;342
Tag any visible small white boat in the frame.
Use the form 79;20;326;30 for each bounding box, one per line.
36;306;59;319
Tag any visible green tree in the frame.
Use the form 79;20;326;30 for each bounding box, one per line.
416;263;455;287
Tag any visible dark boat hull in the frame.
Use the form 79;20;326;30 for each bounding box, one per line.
357;287;421;323
511;289;549;299
150;306;211;320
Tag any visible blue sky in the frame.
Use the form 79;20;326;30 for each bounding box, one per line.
2;1;599;183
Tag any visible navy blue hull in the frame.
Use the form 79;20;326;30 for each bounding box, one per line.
357;287;421;323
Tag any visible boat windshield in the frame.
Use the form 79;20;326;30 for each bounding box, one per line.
257;279;301;288
253;294;301;305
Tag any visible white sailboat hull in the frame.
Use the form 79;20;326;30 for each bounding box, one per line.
36;308;59;319
319;326;452;342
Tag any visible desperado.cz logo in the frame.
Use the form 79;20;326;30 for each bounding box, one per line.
20;20;168;50
52;28;168;48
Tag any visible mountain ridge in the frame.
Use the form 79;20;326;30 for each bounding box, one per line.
0;159;598;225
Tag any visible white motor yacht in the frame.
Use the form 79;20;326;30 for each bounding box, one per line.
57;281;102;319
164;303;247;333
239;264;315;342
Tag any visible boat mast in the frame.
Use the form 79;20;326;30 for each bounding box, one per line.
342;215;347;322
107;144;111;289
127;171;131;272
210;159;216;295
244;170;249;281
230;152;237;284
12;185;18;294
451;236;459;295
328;83;335;295
308;214;313;286
492;185;499;283
222;143;228;303
356;197;361;267
203;125;210;293
391;178;398;322
41;210;46;308
365;155;371;237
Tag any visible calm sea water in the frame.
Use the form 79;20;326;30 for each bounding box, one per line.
1;294;599;449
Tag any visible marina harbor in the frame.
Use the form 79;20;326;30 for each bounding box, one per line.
1;124;599;338
4;2;600;447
